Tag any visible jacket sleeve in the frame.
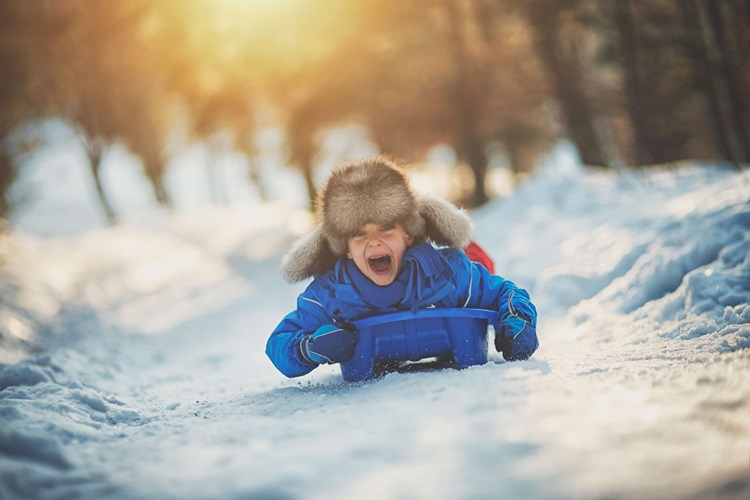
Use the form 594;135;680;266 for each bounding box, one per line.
265;286;331;378
450;250;537;327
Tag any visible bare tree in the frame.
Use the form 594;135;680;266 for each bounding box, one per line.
614;0;662;164
12;0;175;223
524;0;607;166
444;0;490;206
704;1;750;163
0;2;49;219
681;0;738;166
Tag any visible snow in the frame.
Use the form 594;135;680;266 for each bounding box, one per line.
1;145;749;499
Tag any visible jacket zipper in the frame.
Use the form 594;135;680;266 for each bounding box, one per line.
507;290;518;318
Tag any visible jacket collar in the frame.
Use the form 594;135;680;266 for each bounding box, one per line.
330;244;456;318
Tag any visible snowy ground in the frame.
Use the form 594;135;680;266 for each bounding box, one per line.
1;156;749;499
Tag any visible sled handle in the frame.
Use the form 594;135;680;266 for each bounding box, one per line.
351;308;496;330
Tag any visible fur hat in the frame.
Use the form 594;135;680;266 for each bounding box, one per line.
282;156;474;282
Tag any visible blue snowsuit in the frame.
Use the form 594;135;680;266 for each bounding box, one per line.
266;244;537;378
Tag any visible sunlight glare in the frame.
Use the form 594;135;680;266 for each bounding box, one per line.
175;0;352;79
216;0;296;17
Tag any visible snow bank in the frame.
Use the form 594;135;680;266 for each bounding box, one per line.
473;157;750;353
566;168;747;353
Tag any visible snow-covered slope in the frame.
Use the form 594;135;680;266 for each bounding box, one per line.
1;160;748;499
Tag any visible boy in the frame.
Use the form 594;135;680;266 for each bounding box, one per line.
266;156;538;378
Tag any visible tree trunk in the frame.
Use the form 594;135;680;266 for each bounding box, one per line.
145;168;171;208
528;3;607;166
446;0;489;207
683;0;738;165
465;138;489;207
287;105;320;211
707;1;750;163
300;154;316;212
0;151;15;218
289;125;317;211
246;156;268;202
206;138;225;204
615;0;662;164
87;140;116;225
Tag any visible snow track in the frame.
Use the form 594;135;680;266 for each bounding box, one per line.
1;162;749;499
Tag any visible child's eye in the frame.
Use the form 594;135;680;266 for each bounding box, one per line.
351;231;365;238
381;224;394;231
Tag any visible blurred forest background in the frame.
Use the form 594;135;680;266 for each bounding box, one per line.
0;0;748;226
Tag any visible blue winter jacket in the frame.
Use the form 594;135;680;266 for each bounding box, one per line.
266;245;537;378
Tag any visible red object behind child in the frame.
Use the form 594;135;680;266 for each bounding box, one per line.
464;241;495;274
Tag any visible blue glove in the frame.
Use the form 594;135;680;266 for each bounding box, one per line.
495;318;538;361
299;324;357;365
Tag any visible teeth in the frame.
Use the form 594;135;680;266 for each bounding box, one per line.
368;255;391;272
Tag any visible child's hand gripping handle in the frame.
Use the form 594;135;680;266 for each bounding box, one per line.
495;317;539;361
299;324;357;365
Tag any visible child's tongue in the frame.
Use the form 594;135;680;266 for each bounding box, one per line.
369;255;391;273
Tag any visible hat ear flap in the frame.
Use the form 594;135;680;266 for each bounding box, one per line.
418;196;474;249
282;224;338;282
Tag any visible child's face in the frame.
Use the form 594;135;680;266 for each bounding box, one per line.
346;222;413;286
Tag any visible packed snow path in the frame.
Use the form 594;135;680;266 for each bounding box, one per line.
1;163;749;499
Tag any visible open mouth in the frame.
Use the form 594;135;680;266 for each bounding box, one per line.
367;254;392;274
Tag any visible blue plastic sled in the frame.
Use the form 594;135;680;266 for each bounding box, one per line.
340;308;496;382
